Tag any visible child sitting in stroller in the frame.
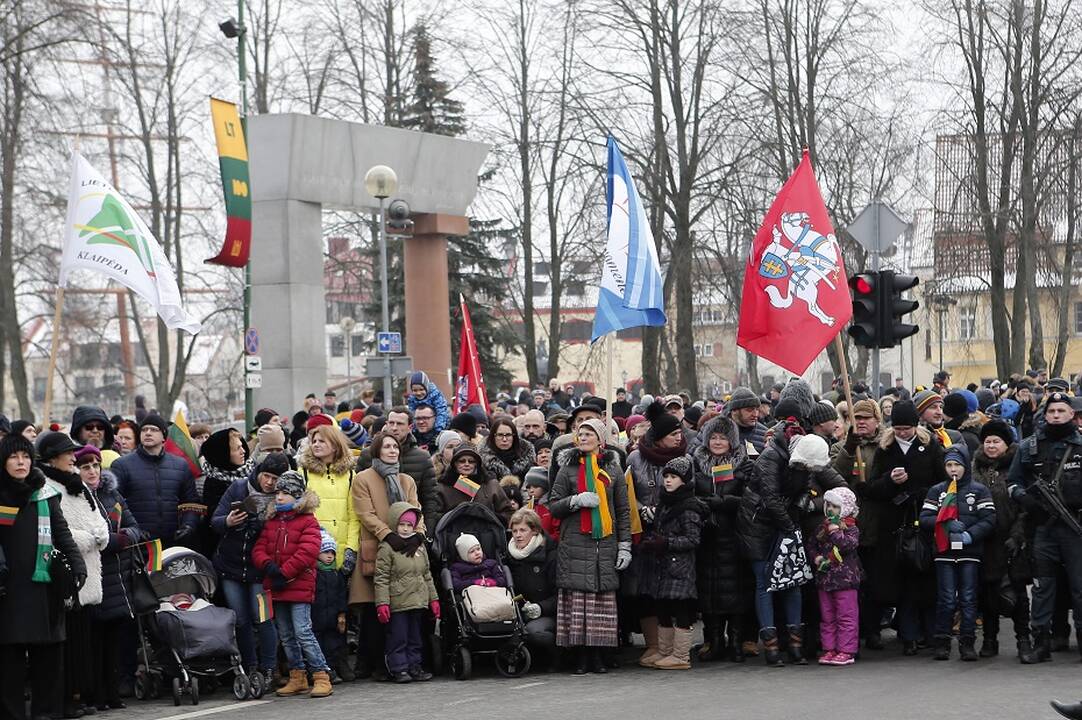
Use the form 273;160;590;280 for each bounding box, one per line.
450;533;508;592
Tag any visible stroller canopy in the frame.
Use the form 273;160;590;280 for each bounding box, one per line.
151;547;218;600
432;503;508;562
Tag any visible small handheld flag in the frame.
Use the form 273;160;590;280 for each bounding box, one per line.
711;463;734;484
256;590;274;622
453;475;480;499
144;538;163;572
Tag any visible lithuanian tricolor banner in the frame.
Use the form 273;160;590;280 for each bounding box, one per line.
206;98;251;267
164;410;201;479
454;475;480;499
144;538;163;572
577;454;613;540
256;590;274;622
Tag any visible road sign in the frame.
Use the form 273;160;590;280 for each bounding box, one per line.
848;201;908;255
245;373;262;389
365;356;413;378
377;331;402;354
244;356;262;373
244;327;260;355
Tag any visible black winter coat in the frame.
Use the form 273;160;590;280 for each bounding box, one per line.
92;472;144;622
920;473;996;562
211;473;274;583
972;446;1025;581
650;485;706;600
507;536;558;617
311;566;348;634
112;447;200;546
0;467;85;645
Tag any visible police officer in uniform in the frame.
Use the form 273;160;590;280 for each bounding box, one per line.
1008;391;1082;663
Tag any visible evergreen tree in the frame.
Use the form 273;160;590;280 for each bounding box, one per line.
361;23;515;397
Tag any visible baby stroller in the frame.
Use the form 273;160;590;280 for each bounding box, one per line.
431;503;531;680
134;546;264;704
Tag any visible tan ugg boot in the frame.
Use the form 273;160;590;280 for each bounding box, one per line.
655;628;693;670
308;671;333;698
650;626;674;668
638;617;662;667
276;669;310;697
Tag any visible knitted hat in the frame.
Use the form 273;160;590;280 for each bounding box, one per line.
256;452;291;478
979;419;1014;446
779;380;817;420
455;533;481;562
624;414;646;435
975;388;996;412
788;434;830;470
807;400;838;426
10;420;33;438
319;528;337;555
684;406;703;428
944;444;971;472
254;408;278;428
449;412;478;438
661;456;693;483
35;431;79;461
913;390;942;416
339;418;368;447
398;507;420;527
306;414;334;432
523;466;549;490
275;470;306;499
943;392;969;419
891;400;920;427
256;423;286;451
725;387;759;411
578;418;609;447
823;486;858;519
851;399;881;420
773;397;803;422
74;444;101;466
466;404;489;426
138;413;168;436
0;434;35;468
437;430;461;453
1045;391;1074;414
408;371;429;389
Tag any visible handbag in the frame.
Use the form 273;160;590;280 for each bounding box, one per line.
49;550;78;607
895;517;932;573
462;585;516;622
126;545;160;615
765;529;812;592
359;539;378;577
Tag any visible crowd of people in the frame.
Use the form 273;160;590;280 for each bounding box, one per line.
1;366;1082;718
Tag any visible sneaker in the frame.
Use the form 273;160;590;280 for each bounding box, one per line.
818;651;838;665
390;671;412;684
407;666;432;682
831;652;855;665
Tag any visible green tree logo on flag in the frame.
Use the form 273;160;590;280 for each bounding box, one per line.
75;194;157;278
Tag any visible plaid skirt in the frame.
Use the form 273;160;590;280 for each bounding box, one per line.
555;589;618;647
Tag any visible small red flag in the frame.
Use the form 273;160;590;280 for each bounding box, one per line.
453;295;490;415
737;150;851;375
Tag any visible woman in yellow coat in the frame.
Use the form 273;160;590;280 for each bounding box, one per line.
297;421;360;572
349;431;424;678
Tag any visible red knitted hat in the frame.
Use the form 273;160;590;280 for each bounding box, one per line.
306;414;335;432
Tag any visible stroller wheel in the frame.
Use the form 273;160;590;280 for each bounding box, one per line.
452;647;472;681
171;678;181;707
189;676;200;706
232;674;249;702
495;643;532;678
248;671;266;700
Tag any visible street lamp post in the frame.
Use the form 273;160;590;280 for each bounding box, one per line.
339;316;356;403
364;165;398;405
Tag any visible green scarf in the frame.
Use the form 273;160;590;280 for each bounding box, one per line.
317;560;337;572
30;486;57;583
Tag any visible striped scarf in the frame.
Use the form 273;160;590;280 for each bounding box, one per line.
577;454;613;539
30;487;54;583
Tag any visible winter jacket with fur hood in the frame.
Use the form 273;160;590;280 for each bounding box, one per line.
92;471;144;622
298;448;359;569
42;465;109;607
373;502;438;612
251;490;322;603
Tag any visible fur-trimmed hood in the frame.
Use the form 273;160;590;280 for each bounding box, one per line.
297;445;355;476
973;443;1016;472
556;446;620;471
265;489;320;518
879;425;931;450
693;415;745;468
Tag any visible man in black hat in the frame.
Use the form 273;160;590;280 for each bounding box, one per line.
110;414;201;548
547;398;624;482
1008;391;1082;662
725;387;767;457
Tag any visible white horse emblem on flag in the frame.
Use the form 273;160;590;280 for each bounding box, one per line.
757;212;842;327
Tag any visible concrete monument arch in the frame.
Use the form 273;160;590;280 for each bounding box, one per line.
248;113;490;414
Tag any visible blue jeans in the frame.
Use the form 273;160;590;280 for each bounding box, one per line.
274;602;329;672
221;578;278;670
752;560;802;629
934;561;979;638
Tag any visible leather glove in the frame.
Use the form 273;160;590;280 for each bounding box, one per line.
340;548;357;577
844;428;859;453
337;613;347;634
73;572;87;591
615;541;632;571
961;531;972;546
114;532;131;549
429;600;441;619
522;602;542;620
384;533;407;552
376;604;391;624
173;526;195;546
947;520;966;533
570;492;600;510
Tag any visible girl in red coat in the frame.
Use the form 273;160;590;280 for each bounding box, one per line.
252;470;332;698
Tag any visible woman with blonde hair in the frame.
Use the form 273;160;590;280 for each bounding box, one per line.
297;418;360;577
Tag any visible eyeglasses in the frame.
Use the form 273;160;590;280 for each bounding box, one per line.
457;457;477;465
494;432;515;439
416;415;434;421
83;423;106;432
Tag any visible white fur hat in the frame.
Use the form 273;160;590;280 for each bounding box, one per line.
823;486;859;518
788;434;830;470
455;533;481;562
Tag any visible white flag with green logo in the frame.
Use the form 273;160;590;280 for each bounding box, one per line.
59;152;201;334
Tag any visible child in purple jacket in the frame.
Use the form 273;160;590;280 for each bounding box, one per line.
808;486;863;666
449;533;507;593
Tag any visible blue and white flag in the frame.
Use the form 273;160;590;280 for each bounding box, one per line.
591;136;667;343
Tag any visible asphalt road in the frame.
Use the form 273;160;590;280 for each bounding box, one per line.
115;628;1081;720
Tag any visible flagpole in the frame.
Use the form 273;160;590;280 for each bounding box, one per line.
832;334;865;483
606;333;615;428
42;287;65;425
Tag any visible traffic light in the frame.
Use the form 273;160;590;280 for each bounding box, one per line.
848;272;880;348
882;270;919;348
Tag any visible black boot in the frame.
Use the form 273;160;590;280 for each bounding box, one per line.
761;627;784;667
959;636;978;661
934;636;951;661
785;624;808;665
572;647;588;675
1052;700;1082;720
979;638;999;657
728;624;745;663
1035;626;1054;662
698;617;723;662
588;647;608;674
1018;632;1040;664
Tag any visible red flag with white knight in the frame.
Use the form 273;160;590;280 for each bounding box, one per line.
453;295;489;415
737;149;851;374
